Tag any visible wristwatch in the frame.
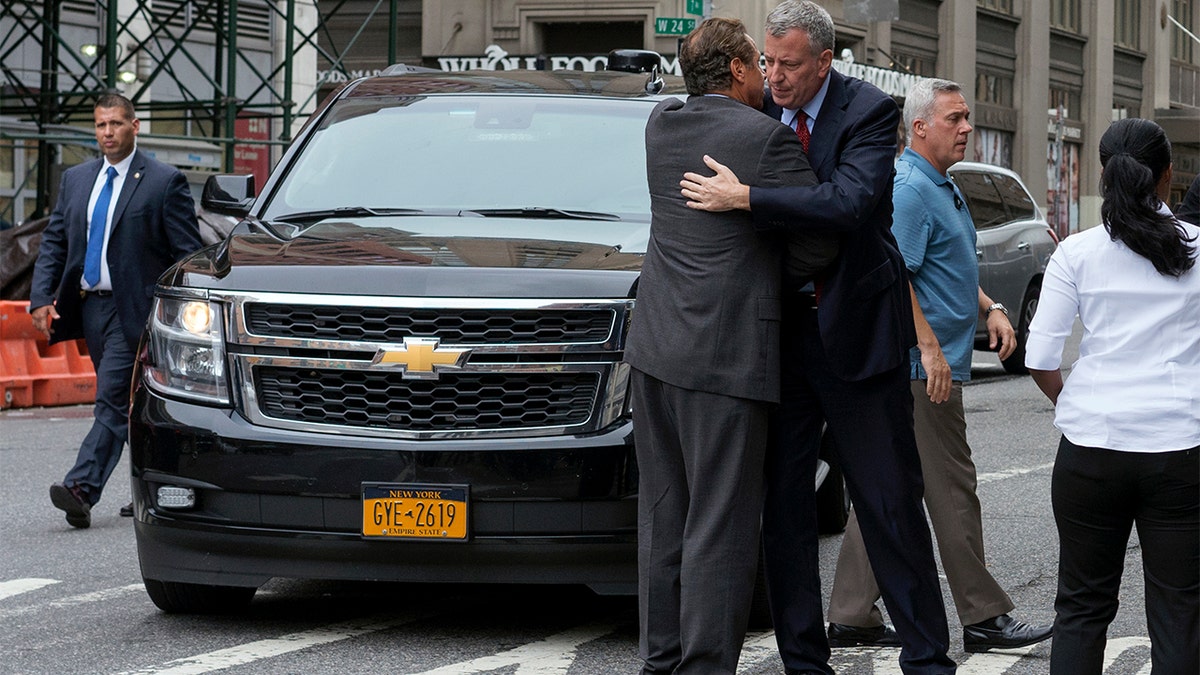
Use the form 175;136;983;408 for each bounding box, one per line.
986;302;1009;317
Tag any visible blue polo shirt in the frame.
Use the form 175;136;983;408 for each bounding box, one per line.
892;148;979;382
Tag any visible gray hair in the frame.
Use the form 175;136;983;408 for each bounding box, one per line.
903;78;963;130
765;0;836;55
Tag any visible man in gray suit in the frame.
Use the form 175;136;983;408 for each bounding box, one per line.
624;17;836;674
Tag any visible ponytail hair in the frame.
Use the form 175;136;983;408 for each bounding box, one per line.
1098;118;1196;277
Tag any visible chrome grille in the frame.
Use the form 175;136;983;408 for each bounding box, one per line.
243;303;614;344
254;367;599;432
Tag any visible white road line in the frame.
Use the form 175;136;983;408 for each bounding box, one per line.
117;614;429;675
826;644;1045;674
1103;636;1152;671
736;631;780;671
407;622;614;675
957;644;1041;673
0;578;59;601
977;461;1055;485
0;583;143;620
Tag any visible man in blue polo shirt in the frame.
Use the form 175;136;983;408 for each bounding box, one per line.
823;78;1055;653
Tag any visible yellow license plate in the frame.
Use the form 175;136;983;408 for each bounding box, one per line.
362;483;468;540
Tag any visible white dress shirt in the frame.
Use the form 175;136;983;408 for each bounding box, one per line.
83;149;136;291
1024;207;1200;452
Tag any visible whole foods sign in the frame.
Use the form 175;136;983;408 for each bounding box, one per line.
321;45;926;99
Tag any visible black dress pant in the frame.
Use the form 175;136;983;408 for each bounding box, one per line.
632;369;769;674
763;303;954;674
1050;436;1199;675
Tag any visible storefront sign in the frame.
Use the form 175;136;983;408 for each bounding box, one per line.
320;45;928;99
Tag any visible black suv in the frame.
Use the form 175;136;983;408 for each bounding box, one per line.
130;54;844;614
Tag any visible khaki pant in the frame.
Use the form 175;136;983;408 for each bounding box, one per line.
827;381;1014;627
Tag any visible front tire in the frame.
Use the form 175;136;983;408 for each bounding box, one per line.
143;578;257;614
1000;280;1041;375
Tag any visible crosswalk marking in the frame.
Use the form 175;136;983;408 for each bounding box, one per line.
0;578;58;601
115;614;431;675
736;631;780;670
407;622;615;675
977;462;1055;485
1104;636;1152;672
0;583;143;620
2;578;1155;673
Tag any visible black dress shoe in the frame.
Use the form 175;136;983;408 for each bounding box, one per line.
963;614;1053;652
119;502;134;517
50;483;91;529
827;622;901;648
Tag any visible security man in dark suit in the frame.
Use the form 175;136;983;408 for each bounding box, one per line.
680;2;956;673
625;16;836;675
31;93;202;528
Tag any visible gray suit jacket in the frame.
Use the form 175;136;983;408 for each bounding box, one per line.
625;95;830;403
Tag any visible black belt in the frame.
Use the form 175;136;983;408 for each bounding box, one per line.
81;289;113;297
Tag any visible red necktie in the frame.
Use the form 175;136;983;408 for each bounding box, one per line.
795;110;810;153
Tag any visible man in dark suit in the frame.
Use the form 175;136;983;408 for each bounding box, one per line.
625;17;836;674
31;93;202;528
680;2;955;673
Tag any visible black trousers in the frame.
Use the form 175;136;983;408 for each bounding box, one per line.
763;304;954;675
65;293;135;505
631;369;770;675
1050;436;1199;675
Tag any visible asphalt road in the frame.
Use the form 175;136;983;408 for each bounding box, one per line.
0;337;1159;674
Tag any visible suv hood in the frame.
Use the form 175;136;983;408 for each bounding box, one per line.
171;216;648;298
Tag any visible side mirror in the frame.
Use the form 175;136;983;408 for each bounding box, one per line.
201;174;256;217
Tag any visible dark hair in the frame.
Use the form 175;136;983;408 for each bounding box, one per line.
1098;118;1196;277
679;17;757;96
94;93;137;120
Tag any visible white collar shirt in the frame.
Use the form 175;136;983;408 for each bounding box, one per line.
1024;206;1200;451
780;72;830;134
84;149;136;291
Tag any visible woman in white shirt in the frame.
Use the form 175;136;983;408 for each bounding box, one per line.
1025;117;1199;674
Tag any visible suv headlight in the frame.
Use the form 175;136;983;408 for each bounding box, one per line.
144;296;230;405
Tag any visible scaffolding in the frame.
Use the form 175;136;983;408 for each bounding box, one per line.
0;0;413;224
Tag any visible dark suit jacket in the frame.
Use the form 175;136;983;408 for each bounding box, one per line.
750;69;917;382
625;95;823;403
30;149;203;348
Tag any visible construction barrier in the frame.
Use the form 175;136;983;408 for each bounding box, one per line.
0;300;96;409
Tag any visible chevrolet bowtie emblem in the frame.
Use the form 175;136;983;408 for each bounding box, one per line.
372;337;470;379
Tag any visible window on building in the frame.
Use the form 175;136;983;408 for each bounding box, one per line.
1047;141;1081;238
977;0;1013;13
1051;0;1081;32
1115;0;1141;49
890;50;936;77
1112;101;1141;119
976;71;1013;106
1173;0;1196;63
1050;87;1081;120
972;128;1013;168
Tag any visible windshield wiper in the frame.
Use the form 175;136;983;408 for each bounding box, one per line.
273;207;428;223
466;207;621;221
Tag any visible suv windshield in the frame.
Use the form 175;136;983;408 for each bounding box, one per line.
262;95;656;222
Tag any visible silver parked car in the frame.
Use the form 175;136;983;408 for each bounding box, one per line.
947;161;1058;375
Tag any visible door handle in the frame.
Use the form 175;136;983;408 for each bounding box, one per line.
1017;241;1031;251
976;249;983;259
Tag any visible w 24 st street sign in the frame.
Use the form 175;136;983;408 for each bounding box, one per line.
654;17;696;35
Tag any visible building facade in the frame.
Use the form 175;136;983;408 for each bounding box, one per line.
415;0;1200;234
4;1;1198;236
